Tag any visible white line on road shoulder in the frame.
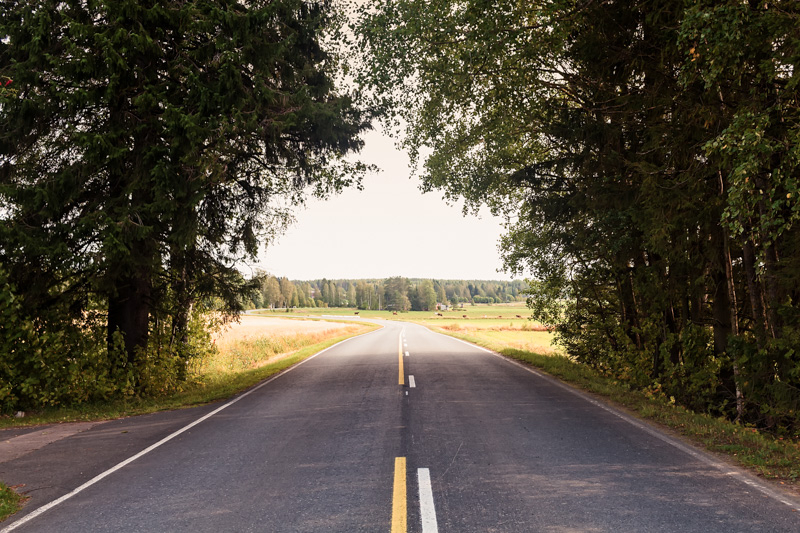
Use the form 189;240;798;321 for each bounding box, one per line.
418;468;439;533
408;375;416;388
430;330;800;511
0;326;384;533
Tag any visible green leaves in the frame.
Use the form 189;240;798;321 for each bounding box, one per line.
0;0;370;406
355;0;800;431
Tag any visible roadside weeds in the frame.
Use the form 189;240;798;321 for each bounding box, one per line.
0;483;23;523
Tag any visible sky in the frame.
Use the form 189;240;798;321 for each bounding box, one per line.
245;129;513;281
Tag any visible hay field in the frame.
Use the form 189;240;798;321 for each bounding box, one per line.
429;321;557;354
214;315;353;343
203;316;364;375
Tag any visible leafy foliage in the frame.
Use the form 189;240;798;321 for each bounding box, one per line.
355;0;800;433
0;0;368;411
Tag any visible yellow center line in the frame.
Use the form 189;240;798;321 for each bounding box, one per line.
398;334;404;386
391;457;407;533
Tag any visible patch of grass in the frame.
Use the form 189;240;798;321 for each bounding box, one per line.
430;325;800;491
0;482;24;523
204;327;358;375
255;303;533;322
0;322;378;430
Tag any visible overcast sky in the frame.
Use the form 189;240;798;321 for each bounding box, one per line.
245;129;513;281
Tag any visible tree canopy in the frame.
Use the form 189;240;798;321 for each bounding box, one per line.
354;0;800;431
0;0;369;409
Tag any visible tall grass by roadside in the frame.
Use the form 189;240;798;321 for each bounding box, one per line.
194;325;354;376
435;322;555;354
428;325;800;491
0;322;377;430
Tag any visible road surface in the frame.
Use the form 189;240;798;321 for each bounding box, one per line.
2;320;799;532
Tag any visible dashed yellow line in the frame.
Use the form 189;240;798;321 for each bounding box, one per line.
391;457;407;533
398;334;404;386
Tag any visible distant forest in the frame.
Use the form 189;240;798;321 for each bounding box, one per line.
244;276;528;311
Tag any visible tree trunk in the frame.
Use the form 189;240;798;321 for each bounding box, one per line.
108;270;151;366
741;237;769;345
722;230;745;422
762;242;782;339
169;247;193;352
618;265;642;350
711;228;745;421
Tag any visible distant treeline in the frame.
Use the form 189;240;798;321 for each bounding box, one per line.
245;276;527;311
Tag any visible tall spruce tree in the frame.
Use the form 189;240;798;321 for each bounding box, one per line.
0;0;368;388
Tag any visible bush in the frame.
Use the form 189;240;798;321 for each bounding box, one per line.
0;268;220;413
0;270;115;412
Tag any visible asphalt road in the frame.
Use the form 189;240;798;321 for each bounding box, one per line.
2;320;799;532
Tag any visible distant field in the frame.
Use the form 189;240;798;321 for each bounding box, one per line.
434;325;557;354
254;303;559;353
254;302;533;320
216;315;353;342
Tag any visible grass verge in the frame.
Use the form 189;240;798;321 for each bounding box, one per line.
428;325;800;493
0;483;24;523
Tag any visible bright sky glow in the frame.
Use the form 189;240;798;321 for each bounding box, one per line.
246;130;512;281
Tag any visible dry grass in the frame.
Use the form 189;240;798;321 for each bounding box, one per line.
214;316;352;342
425;319;558;354
438;321;550;332
201;316;360;376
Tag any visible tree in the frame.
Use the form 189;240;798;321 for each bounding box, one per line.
319;279;330;305
354;0;800;429
384;277;410;311
434;282;447;306
298;282;312;307
262;277;282;309
417;280;436;311
333;281;342;307
0;0;369;390
355;280;368;309
279;278;295;309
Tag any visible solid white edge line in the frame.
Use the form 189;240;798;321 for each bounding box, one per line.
0;325;385;533
428;328;800;511
408;375;416;388
418;468;439;533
